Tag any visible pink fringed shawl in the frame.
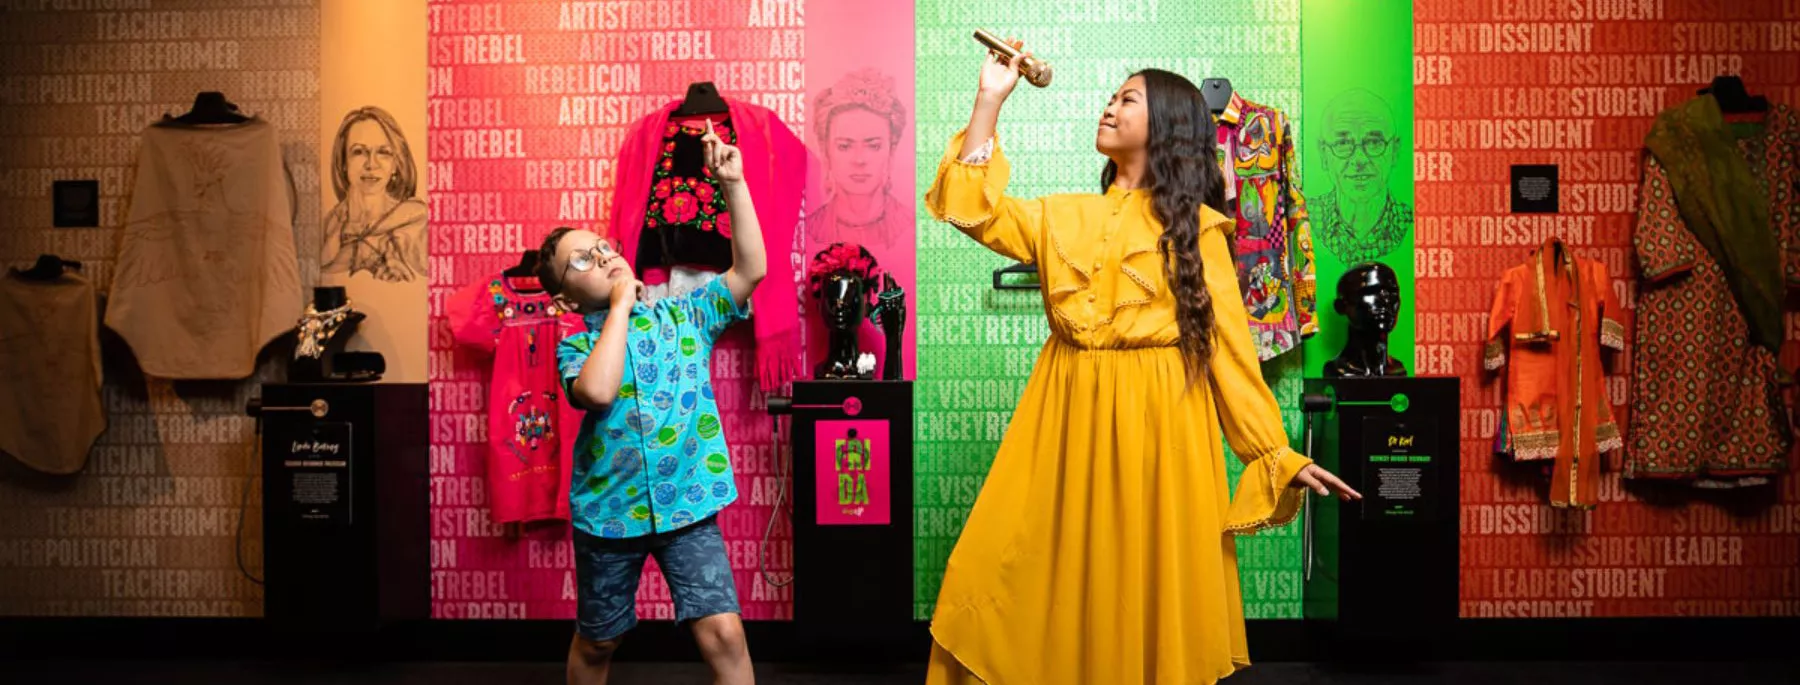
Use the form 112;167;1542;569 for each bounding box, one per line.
609;98;805;392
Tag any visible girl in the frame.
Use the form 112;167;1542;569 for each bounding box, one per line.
923;43;1361;685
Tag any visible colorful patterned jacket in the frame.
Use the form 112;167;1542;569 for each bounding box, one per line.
1215;94;1317;360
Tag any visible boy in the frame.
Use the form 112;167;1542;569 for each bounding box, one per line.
539;121;763;685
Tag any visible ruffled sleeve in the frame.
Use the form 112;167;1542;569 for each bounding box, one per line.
1199;212;1314;534
922;130;1045;265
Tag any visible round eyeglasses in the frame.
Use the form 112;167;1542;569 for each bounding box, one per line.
1325;134;1394;159
560;238;620;290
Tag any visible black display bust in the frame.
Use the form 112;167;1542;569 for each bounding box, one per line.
1323;262;1409;378
815;272;871;380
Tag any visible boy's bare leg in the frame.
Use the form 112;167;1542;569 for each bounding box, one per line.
567;633;620;685
691;613;753;685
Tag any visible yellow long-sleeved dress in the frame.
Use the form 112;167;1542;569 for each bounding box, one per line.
922;132;1314;685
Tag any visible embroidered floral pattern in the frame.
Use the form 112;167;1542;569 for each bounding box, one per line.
1482;339;1506;371
1508;429;1560;461
1595;422;1623;454
488;279;565;320
507;391;555;463
645;120;735;237
1599;319;1625;351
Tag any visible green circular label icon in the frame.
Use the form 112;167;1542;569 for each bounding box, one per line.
1392;393;1411;413
632;316;653;332
681;337;698;356
705;453;729;474
657;426;679;447
696;414;721;439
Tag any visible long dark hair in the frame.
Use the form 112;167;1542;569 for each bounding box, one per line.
1101;69;1228;386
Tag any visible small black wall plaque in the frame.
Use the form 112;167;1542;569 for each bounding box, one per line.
1510;164;1558;213
53;180;100;227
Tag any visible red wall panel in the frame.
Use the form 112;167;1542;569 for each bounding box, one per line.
1414;0;1800;618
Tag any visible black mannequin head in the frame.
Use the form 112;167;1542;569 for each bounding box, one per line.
820;272;868;332
808;242;883;380
1334;262;1401;334
1324;261;1407;378
808;243;882;326
313;286;348;311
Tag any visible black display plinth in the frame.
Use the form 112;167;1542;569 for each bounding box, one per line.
257;383;428;634
783;380;914;642
1302;376;1459;655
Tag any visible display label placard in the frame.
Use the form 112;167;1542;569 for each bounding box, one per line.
283;421;353;526
814;420;890;526
1510;164;1559;213
1360;416;1436;521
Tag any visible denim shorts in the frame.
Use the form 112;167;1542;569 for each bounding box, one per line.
573;515;741;641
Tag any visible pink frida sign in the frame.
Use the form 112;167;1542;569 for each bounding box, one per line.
814;420;891;525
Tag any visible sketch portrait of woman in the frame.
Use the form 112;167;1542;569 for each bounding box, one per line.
807;68;910;252
321;106;428;282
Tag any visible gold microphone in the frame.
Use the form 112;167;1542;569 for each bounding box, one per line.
974;28;1053;88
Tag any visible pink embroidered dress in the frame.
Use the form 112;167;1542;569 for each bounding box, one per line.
448;274;585;524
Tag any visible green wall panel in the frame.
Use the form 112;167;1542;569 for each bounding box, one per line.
1299;0;1417;374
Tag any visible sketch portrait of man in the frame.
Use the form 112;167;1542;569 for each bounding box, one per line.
1312;89;1413;265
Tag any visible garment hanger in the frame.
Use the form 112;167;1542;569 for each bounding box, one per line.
503;251;545;293
156;91;252;127
503;251;539;278
1700;75;1768;114
1200;78;1234;116
672;81;730;117
991;262;1040;291
16;254;80;280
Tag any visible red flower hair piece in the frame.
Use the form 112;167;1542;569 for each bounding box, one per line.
807;242;883;303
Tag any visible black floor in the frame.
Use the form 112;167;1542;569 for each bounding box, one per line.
3;661;1797;684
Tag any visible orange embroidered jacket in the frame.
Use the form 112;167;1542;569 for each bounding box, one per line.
1484;238;1625;509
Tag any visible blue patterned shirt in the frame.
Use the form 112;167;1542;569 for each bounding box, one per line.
557;275;749;539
